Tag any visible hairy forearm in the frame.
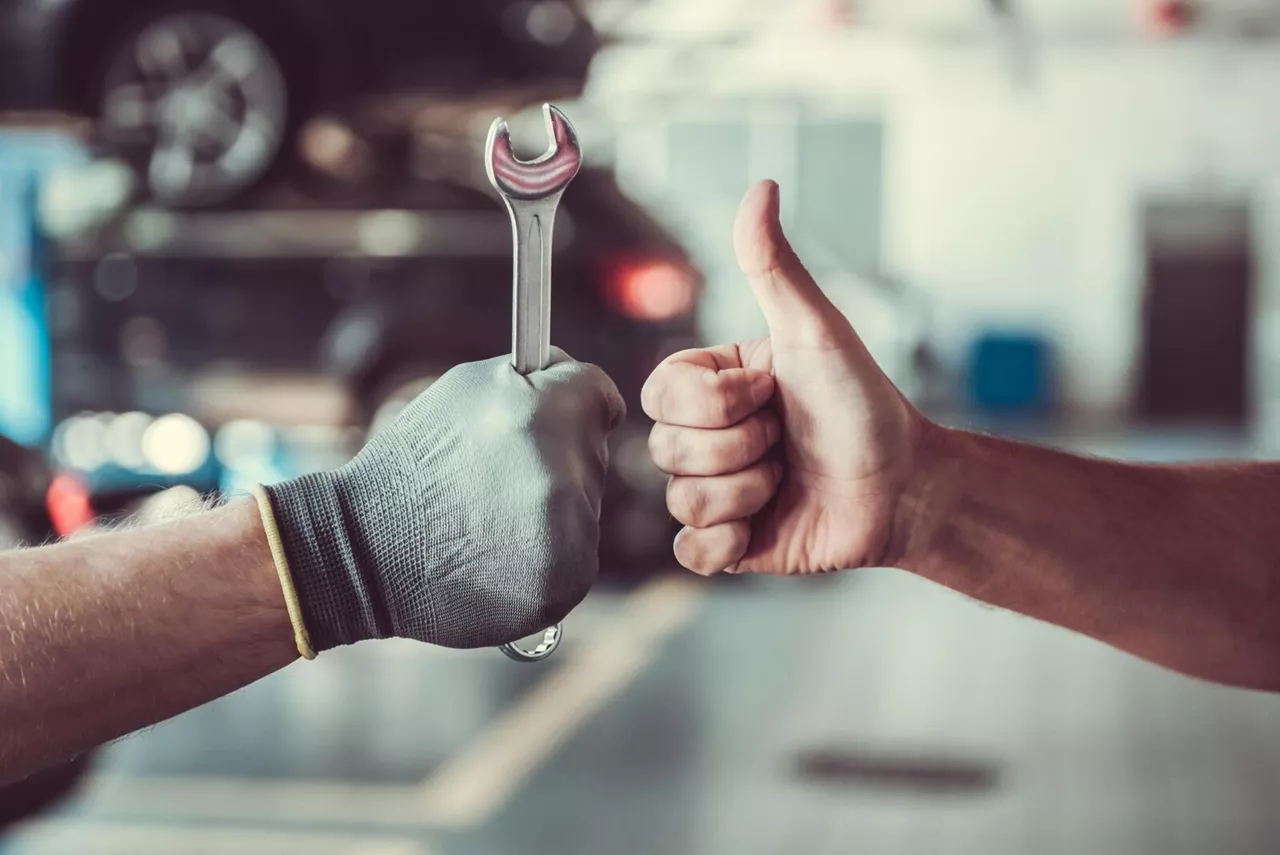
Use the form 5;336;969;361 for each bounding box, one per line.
0;499;296;782
897;425;1280;690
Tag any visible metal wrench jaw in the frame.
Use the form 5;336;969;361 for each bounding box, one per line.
498;624;562;663
486;103;584;377
485;103;583;202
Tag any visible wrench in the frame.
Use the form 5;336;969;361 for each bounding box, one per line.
485;103;583;663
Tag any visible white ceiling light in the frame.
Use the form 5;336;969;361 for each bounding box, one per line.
142;414;211;475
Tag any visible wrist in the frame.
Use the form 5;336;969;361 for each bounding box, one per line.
204;499;301;665
883;418;964;573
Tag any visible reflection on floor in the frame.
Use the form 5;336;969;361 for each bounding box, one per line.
5;429;1280;854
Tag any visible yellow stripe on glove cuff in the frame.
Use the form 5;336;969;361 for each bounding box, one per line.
251;485;317;661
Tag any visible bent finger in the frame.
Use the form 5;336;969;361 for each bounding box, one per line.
673;521;752;576
642;359;774;428
667;460;782;528
649;411;780;476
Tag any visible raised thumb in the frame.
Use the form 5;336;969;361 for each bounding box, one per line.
733;180;849;349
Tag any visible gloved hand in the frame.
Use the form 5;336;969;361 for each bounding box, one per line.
261;350;625;651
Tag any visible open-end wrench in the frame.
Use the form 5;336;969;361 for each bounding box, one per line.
485;103;583;663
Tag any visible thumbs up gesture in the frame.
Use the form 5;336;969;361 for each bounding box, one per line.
642;181;928;576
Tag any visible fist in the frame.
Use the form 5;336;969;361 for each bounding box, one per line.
269;350;625;651
642;181;924;576
347;351;627;646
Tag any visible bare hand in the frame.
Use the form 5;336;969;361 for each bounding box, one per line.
642;180;925;576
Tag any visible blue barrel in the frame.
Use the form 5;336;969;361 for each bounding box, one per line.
967;331;1053;416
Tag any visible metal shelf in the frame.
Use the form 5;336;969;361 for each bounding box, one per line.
55;207;527;260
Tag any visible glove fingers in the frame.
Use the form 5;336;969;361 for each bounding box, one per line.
533;356;627;430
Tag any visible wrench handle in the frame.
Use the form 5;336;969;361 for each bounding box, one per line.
500;196;566;663
507;196;561;375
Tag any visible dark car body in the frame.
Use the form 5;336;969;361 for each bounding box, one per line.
0;0;599;113
0;433;52;548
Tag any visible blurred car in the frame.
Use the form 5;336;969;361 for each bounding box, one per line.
44;165;701;575
0;0;599;207
0;433;52;548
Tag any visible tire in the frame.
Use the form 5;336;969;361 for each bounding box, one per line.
95;6;295;208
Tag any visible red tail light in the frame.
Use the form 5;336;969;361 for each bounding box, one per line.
1145;1;1196;35
603;256;698;322
47;473;95;537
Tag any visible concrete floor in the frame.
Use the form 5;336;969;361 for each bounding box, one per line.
5;429;1280;855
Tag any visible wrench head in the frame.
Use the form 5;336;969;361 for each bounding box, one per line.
485;103;583;202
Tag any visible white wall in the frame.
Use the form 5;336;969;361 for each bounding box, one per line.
888;42;1280;418
590;33;1280;419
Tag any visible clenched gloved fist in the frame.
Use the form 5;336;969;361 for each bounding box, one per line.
262;350;625;651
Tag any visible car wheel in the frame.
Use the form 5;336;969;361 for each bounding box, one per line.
97;8;291;208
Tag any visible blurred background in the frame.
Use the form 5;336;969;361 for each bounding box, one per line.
3;0;1280;852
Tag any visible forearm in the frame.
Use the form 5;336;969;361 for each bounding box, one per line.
0;499;296;782
896;424;1280;690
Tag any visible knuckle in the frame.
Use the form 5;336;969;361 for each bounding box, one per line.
639;375;664;421
709;431;744;472
641;369;680;423
646;425;664;465
667;478;711;527
709;418;763;472
674;528;720;574
707;377;742;426
648;424;682;472
674;531;707;571
675;523;749;576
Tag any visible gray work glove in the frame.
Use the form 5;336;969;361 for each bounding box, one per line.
262;350;625;651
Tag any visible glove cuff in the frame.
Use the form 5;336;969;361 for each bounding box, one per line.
262;473;390;650
250;485;317;660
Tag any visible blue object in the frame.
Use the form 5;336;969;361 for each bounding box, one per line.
968;332;1053;416
0;132;87;446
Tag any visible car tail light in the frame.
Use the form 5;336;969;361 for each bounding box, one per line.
47;473;95;537
603;256;698;322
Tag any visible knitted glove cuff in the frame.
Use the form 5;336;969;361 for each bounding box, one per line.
262;473;389;651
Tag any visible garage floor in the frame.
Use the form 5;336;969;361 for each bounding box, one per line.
5;429;1280;855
